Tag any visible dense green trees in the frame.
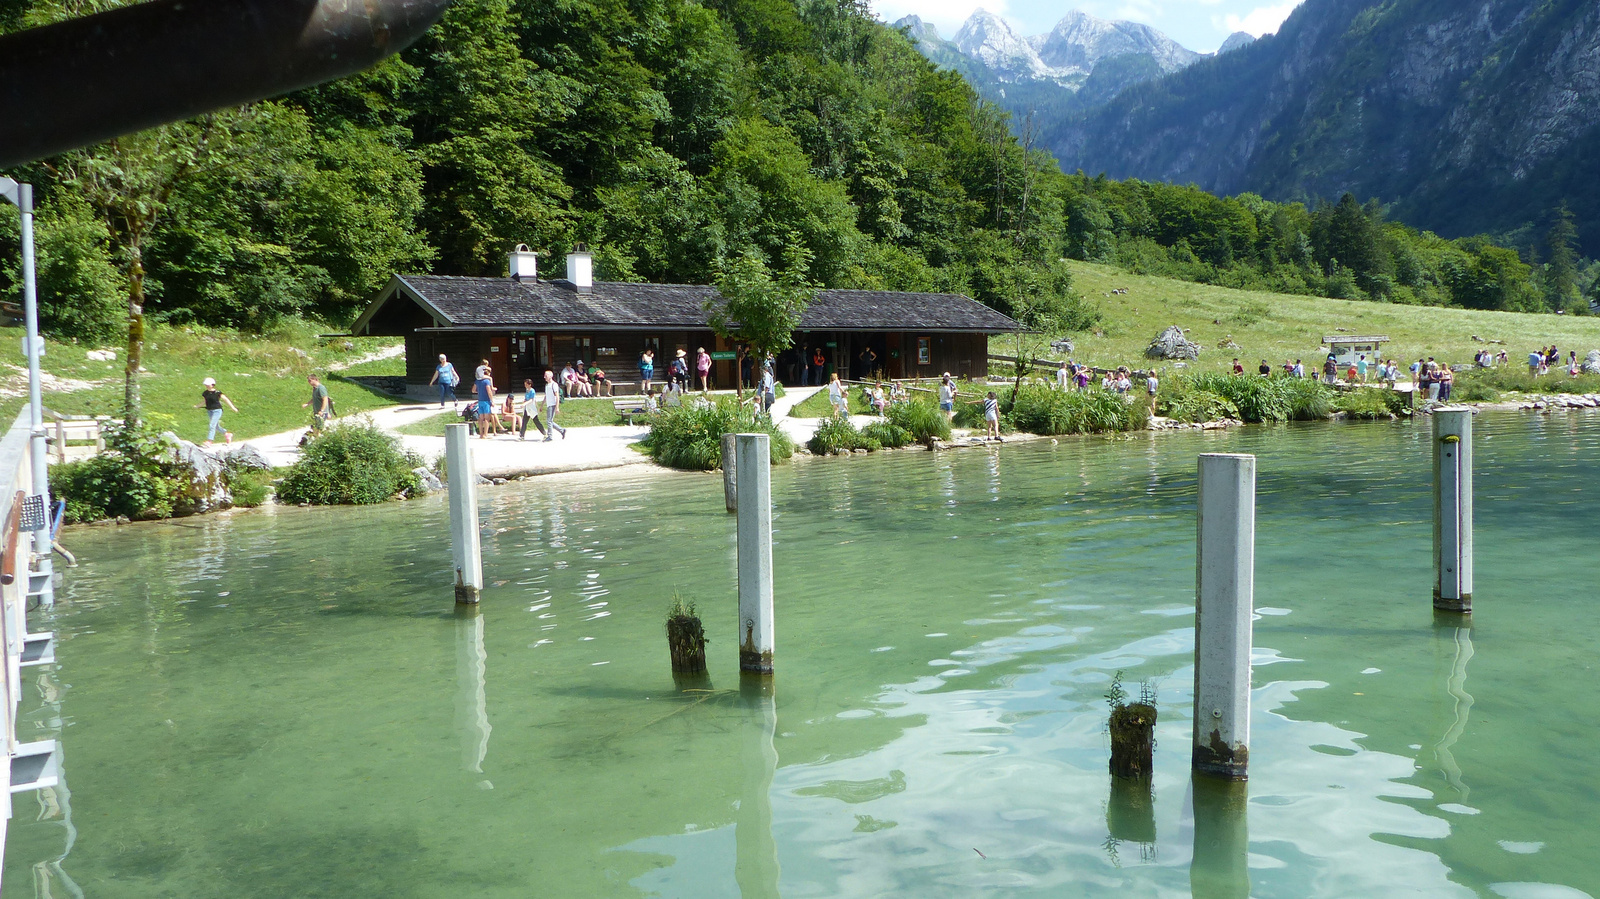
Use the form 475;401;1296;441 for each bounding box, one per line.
0;0;1579;351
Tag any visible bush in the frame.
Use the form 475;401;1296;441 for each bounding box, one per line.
885;398;952;442
226;466;273;507
1279;377;1334;421
641;400;795;470
1186;373;1335;423
1334;388;1408;419
52;419;188;523
808;415;879;454
861;421;912;448
1157;381;1238;423
1007;386;1150;435
276;418;421;504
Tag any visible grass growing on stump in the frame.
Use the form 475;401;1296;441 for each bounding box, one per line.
1107;672;1157;779
665;593;707;674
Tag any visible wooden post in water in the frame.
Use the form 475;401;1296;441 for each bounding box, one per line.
721;433;738;513
1432;407;1473;614
735;433;774;675
445;423;483;604
1193;453;1254;780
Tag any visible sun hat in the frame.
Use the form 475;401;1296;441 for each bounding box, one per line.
203;377;216;386
676;349;686;357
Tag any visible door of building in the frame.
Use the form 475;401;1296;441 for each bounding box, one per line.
489;336;510;390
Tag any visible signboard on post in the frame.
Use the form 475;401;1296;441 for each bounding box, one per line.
711;351;736;361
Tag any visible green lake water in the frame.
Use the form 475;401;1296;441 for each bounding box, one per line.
5;411;1598;898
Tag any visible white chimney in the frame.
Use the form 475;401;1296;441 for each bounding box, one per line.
509;244;538;282
566;246;593;292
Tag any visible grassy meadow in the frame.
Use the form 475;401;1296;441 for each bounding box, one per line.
1055;261;1600;375
1;322;408;443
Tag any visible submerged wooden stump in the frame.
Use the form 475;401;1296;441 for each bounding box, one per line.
1106;775;1156;844
666;601;707;674
1109;701;1157;779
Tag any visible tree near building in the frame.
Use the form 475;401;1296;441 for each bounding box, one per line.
707;243;815;392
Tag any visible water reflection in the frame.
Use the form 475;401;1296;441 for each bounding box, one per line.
735;678;779;899
1189;777;1249;899
1431;617;1474;801
454;606;492;785
1104;776;1156;864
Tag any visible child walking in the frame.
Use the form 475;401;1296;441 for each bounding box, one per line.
984;391;1000;440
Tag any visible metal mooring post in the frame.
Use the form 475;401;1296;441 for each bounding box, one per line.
1193;453;1254;781
1;177;52;606
1432;407;1473;614
735;433;773;674
445;424;483;604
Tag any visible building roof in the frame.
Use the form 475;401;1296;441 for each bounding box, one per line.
1322;335;1389;345
353;274;1022;335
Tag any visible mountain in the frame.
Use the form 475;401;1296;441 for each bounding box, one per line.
1217;31;1256;54
1050;0;1600;254
895;9;1201;126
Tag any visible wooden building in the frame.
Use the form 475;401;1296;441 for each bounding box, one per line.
351;249;1021;397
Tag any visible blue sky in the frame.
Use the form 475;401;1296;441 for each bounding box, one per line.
869;0;1307;53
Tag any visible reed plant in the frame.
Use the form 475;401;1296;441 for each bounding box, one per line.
1008;386;1150;435
808;415;880;454
885;397;952;442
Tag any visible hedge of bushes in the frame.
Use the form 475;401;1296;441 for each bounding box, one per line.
640;400;795;470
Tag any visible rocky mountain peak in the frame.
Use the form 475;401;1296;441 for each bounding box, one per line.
1217;31;1256;54
1038;9;1201;73
953;8;1053;82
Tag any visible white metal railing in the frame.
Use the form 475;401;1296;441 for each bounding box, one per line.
0;406;61;881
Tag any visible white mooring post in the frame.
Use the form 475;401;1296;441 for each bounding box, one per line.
1432;407;1473;614
735;433;774;674
722;433;738;513
1194;453;1255;781
445;424;483;604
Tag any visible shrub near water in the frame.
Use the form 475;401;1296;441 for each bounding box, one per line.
276;419;421;505
1157;380;1239;423
861;421;912;448
1008;386;1150;435
641;400;795;470
885;398;952;442
1187;373;1335;423
807;415;880;454
1334;388;1408;419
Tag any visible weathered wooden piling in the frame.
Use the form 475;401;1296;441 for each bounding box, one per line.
1432;406;1473;613
721;433;738;513
1190;777;1250;899
1109;699;1157;779
445;423;483;604
735;433;774;675
1193;453;1254;780
665;595;707;675
1106;776;1156;845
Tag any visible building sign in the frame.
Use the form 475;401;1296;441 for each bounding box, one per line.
710;351;736;361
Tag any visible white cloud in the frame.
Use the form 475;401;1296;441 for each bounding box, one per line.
869;1;1006;37
1222;0;1304;36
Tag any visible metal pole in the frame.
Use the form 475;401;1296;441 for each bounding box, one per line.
1193;453;1254;780
735;433;773;674
3;178;53;603
1432;407;1472;613
445;424;482;604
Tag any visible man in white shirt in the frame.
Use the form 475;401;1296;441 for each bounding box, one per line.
542;370;567;441
1056;361;1070;391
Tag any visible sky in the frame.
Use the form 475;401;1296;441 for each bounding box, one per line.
869;0;1307;54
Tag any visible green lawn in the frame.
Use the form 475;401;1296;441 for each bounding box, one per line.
2;321;407;443
788;381;990;417
1053;261;1600;376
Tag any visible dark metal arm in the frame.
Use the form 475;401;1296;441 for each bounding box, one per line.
0;0;453;168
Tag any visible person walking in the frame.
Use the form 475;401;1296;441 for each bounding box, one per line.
811;346;827;386
760;364;777;416
519;378;546;440
827;372;848;417
428;354;459;408
983;391;1000;440
639;348;655;393
542;369;568;441
1055;360;1071;391
474;364;501;437
670;349;689;391
938;373;955;420
197;377;239;446
303;375;331;432
1356;354;1368;383
1145;370;1160;413
695;347;712;393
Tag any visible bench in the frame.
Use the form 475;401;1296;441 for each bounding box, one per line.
612;396;653;425
44;410;110;463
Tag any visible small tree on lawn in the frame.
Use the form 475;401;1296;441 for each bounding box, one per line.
1007;261;1100;403
707;243;815;394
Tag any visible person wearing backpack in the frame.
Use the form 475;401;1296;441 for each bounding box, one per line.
429;354;460;408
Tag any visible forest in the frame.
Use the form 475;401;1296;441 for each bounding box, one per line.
0;0;1588;347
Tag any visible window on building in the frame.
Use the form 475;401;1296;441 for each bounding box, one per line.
917;337;931;365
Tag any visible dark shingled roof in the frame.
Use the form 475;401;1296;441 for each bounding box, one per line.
361;275;1020;333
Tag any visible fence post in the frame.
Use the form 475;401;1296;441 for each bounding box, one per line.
1432;407;1472;613
445;424;482;604
735;433;773;675
1194;453;1254;781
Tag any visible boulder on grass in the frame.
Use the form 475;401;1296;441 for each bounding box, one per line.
1583;349;1600;375
225;443;273;470
1145;326;1202;360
